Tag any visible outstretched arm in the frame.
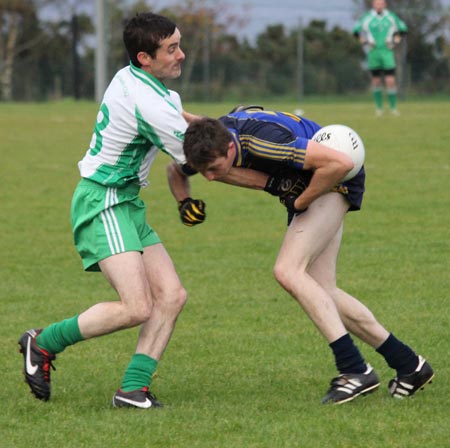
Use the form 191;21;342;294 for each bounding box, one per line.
167;161;269;193
215;167;268;190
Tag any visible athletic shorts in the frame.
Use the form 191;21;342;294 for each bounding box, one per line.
371;68;396;77
287;167;365;225
367;48;396;71
335;166;365;212
71;178;161;272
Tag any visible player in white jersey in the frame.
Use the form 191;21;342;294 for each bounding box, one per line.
18;12;206;409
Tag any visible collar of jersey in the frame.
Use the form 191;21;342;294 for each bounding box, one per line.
229;129;243;167
129;61;169;97
371;9;388;18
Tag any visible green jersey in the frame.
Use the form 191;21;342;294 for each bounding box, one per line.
78;62;187;188
353;8;407;49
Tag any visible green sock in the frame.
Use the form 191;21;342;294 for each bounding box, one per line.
36;315;84;354
387;89;397;110
372;88;383;109
121;354;158;392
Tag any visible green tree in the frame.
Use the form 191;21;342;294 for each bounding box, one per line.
0;0;43;100
1;0;94;100
302;20;367;95
255;25;294;95
39;0;94;99
250;20;366;98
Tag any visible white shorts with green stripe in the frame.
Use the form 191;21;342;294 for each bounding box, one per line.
71;178;161;271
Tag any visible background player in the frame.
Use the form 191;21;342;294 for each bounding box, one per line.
168;108;434;404
353;0;408;116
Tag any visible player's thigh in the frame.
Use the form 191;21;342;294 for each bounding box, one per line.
99;251;151;306
142;244;185;303
308;223;344;288
277;193;349;270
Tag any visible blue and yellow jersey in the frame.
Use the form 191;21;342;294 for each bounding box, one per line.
219;110;321;175
219;109;365;212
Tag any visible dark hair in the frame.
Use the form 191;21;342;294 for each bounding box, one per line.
183;118;232;172
123;12;177;67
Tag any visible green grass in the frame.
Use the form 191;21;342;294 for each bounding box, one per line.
1;99;449;447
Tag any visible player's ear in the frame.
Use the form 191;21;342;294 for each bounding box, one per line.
227;141;236;158
137;51;151;66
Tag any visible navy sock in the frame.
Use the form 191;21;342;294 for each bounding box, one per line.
330;333;366;374
376;333;418;375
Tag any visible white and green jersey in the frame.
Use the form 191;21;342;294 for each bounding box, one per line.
78;63;187;188
353;9;407;49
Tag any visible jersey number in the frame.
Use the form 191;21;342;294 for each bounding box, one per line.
90;103;110;156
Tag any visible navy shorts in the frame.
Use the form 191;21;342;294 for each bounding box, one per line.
287;167;365;225
339;166;365;212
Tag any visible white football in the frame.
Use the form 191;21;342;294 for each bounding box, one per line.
312;124;365;181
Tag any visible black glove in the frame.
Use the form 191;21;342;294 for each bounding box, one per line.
178;197;206;226
229;105;264;113
264;169;309;199
280;194;307;215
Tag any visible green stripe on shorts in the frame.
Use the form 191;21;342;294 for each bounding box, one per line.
71;178;161;271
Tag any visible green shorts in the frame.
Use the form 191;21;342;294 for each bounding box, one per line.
367;47;396;71
71;178;161;271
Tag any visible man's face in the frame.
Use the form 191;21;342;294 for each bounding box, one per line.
201;143;236;181
373;0;386;13
141;28;185;80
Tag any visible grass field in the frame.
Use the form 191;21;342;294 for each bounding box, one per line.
1;99;449;447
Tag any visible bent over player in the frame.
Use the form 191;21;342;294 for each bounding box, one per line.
19;13;207;409
353;0;407;116
167;108;434;404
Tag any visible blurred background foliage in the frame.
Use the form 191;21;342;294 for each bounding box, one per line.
1;0;449;101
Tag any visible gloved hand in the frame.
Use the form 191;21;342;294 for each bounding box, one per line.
264;168;309;199
178;197;206;226
280;194;307;215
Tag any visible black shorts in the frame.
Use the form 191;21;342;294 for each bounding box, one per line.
370;68;396;77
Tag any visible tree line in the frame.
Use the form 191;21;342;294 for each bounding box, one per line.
1;0;449;102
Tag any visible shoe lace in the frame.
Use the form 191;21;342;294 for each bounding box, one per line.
329;374;350;387
142;387;162;406
41;350;56;382
143;388;158;401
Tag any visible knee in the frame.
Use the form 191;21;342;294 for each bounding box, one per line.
170;285;188;312
273;259;302;291
155;283;188;315
126;299;153;326
273;262;286;287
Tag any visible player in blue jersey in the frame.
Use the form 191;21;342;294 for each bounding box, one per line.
168;108;434;404
18;12;210;409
